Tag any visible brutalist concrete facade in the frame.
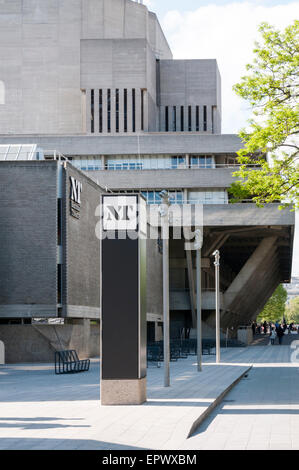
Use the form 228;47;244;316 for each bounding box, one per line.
0;0;220;135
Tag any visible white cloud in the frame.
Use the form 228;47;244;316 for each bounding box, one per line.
162;2;299;133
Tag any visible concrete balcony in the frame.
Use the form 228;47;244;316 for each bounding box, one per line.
147;203;295;228
87;167;237;190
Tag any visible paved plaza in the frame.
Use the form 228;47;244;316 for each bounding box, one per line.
0;342;299;450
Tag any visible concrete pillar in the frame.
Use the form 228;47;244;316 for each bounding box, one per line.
184;105;188;132
192;106;197;132
102;88;108;134
127;89;133;133
207;105;213;133
143;89;148;132
86;89;92;134
94;89;99;135
135;88;141;132
199;105;204;132
119;89;124;134
176;105;180;132
110;89;116;134
81;90;87;134
160;106;165;132
186;251;197;328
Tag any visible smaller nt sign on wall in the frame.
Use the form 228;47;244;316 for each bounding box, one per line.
70;177;82;219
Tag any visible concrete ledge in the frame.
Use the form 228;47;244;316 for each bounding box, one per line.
187;365;252;438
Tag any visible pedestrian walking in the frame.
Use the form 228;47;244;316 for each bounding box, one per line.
270;327;276;345
263;321;268;335
277;325;284;345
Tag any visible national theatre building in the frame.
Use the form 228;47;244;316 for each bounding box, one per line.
0;0;295;362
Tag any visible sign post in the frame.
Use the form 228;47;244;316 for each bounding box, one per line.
100;195;147;405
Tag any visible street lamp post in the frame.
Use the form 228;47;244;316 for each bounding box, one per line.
159;190;170;387
194;229;203;372
213;250;221;363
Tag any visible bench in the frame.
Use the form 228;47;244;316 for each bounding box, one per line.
147;344;163;367
55;350;90;374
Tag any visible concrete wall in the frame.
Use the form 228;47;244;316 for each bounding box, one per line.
64;164;103;319
0;0;82;134
0;323;100;363
0;0;171;135
0;161;58;318
159;60;221;133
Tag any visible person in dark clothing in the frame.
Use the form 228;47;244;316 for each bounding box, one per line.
252;322;256;336
263;321;268;335
277;325;284;345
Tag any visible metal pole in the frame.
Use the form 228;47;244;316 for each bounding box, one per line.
214;250;221;363
196;248;202;371
160;193;170;387
163;233;170;386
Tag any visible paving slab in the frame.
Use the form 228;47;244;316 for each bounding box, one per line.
0;349;251;450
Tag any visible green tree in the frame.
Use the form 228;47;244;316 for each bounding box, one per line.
285;296;299;323
230;21;299;209
257;284;288;322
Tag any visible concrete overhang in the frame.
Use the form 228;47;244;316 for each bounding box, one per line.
87;167;237;190
0;134;243;156
147;203;295;228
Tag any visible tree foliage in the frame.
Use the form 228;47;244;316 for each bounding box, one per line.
230;21;299;209
285;296;299;323
257;284;288;322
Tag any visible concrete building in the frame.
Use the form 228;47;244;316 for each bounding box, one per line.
0;0;295;361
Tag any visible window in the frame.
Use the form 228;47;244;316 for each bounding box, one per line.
188;106;192;131
99;89;103;133
203;105;207;131
172;106;176;132
116;89;119;133
141;89;145;131
165;106;169;132
196;106;199;131
132;89;136;132
91;89;94;133
171;156;185;169
107;89;111;133
190;155;214;168
180;106;184;131
124;89;127;132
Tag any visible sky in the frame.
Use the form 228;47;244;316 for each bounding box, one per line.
143;0;299;277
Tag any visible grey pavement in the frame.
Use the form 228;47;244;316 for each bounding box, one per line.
0;342;299;450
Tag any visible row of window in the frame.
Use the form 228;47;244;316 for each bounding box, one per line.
89;88;145;134
116;190;228;205
164;105;212;132
72;155;215;171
